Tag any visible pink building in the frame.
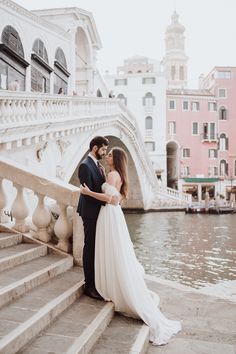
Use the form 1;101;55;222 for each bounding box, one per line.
166;67;236;201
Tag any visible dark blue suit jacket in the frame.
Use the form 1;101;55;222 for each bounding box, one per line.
77;156;106;219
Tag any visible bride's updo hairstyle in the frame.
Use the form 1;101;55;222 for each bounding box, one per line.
112;147;129;199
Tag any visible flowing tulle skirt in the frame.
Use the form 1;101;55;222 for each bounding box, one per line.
95;204;181;345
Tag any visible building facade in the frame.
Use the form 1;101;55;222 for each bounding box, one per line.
104;56;167;185
0;0;107;97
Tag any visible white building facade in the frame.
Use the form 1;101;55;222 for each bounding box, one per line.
105;56;167;185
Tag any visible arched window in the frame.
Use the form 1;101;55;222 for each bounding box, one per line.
220;159;228;176
54;47;70;94
1;25;24;57
179;66;184;80
31;39;52;93
137;70;142;73
55;47;67;69
143;92;155;107
0;25;29;90
32;39;49;63
145;116;153;129
117;93;127;105
219;133;228;151
171;65;176;80
219;106;227;120
128;70;133;74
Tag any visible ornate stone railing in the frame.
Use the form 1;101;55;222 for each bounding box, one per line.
0;156;80;254
0;90;132;126
158;185;191;204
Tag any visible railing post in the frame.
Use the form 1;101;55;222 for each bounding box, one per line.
73;210;84;266
32;193;52;242
11;184;29;232
54;203;72;253
0;178;7;223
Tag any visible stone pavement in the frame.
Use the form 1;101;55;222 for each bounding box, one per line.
145;277;236;354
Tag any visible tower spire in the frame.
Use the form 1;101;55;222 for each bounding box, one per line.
162;12;188;89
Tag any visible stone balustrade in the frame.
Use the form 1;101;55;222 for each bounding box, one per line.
0;156;81;254
158;185;191;203
0;91;127;127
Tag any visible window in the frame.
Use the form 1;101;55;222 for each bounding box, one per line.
216;71;231;79
192;122;199;135
183;101;189;110
191;101;200;111
183;166;190;176
219;106;227;120
142;77;156;84
179;66;184;80
169;100;176;110
145;142;155;152
220;160;228;176
208;166;218;176
145;116;153;129
208;149;217;158
203;123;216;140
117;93;127;105
143;92;155;106
183;148;190;158
114;78;127;86
218;88;226;98
208;102;217;111
171;65;176;80
168;121;176;135
219;133;228;151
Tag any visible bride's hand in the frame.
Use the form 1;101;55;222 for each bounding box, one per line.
80;183;91;195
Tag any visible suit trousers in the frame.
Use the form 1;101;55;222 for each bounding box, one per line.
82;217;97;289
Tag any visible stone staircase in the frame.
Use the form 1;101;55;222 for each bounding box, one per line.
0;226;151;354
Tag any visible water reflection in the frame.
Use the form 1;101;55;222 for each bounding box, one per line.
125;212;236;288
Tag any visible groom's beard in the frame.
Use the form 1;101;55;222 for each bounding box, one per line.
95;151;105;160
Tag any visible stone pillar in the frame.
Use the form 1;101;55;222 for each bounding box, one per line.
197;184;201;202
11;184;29;232
73;211;84;266
32;193;52;242
54;203;73;253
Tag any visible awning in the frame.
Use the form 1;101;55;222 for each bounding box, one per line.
184;178;219;183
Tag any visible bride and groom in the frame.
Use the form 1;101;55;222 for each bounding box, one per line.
77;136;181;346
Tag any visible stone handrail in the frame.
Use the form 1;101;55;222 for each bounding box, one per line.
158;185;191;203
0;156;80;253
0;90;134;126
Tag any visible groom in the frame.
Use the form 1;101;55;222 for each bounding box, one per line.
77;136;116;300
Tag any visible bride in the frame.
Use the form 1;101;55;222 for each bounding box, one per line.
80;146;181;346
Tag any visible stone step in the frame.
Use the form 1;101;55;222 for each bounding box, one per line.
0;233;22;249
0;253;73;309
20;297;114;354
0;242;47;272
0;267;84;354
91;313;149;354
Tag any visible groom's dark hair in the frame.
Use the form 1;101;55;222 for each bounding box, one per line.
89;136;109;151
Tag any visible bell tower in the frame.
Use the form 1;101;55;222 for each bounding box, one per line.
163;11;188;89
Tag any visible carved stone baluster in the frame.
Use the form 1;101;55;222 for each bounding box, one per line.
0;178;7;223
54;203;72;253
11;184;29;232
32;193;51;242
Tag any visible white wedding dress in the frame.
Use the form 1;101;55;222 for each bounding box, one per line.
95;183;181;346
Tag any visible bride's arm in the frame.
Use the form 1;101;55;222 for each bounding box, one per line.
80;184;113;203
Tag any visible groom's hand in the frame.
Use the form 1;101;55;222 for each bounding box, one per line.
110;195;119;205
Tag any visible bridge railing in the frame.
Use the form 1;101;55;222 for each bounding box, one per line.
158;185;192;203
0;156;82;258
0;90;134;126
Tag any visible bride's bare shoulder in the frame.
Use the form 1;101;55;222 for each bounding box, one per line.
107;170;121;183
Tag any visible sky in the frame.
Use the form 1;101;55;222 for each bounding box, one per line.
13;0;236;88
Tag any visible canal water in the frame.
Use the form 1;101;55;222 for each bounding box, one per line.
125;211;236;289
